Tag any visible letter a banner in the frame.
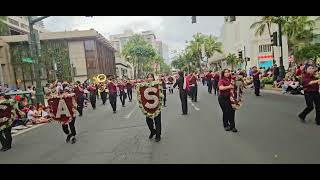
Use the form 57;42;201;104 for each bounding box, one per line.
48;94;77;124
136;81;163;119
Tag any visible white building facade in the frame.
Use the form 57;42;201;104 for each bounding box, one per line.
210;16;289;70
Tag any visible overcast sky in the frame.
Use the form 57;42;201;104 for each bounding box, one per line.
43;16;224;60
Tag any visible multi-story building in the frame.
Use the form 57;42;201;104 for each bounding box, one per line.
155;40;169;63
0;16;48;36
209;16;289;71
110;29;158;79
0;29;116;89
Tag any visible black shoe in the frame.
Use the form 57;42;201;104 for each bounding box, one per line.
66;134;72;143
155;136;161;142
0;147;5;151
1;147;11;152
182;113;188;115
113;111;117;113
224;127;231;131
149;130;156;139
231;128;238;133
298;114;306;123
71;137;77;144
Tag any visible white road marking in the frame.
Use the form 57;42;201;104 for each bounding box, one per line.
188;99;200;111
125;104;137;119
12;123;47;137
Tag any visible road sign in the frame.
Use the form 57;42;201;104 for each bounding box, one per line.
22;57;33;63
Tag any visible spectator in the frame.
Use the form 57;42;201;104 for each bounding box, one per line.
273;64;280;82
296;65;302;76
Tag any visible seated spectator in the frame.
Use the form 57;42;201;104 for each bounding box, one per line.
274;77;284;88
27;105;50;125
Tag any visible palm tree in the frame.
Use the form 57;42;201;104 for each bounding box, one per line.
283;16;318;53
226;53;240;71
250;16;280;64
204;35;222;63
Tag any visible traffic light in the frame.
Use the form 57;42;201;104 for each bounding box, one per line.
191;16;196;24
238;51;243;59
271;32;278;46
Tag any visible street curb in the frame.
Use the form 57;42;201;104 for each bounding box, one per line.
12;123;48;137
260;89;304;98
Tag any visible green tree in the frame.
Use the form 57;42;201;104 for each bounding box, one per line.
293;44;320;64
0;16;9;36
121;34;156;78
226;53;241;71
186;33;222;72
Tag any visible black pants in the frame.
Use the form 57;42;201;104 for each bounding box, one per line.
163;89;167;106
109;93;117;112
179;89;188;114
207;80;213;94
299;92;320;124
146;113;161;138
0;126;12;149
169;87;173;94
253;79;260;96
218;96;236;129
213;80;219;95
100;91;107;105
191;85;198;102
127;89;133;101
77;95;84;116
90;94;96;109
202;78;206;86
62;117;76;137
119;91;126;106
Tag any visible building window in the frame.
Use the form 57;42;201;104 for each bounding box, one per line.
8;18;19;26
259;44;272;53
84;40;95;51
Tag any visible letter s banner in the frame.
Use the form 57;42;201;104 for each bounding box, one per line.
136;81;164;119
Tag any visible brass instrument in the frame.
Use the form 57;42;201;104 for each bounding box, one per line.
97;74;107;83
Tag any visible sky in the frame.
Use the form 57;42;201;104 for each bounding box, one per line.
43;16;224;61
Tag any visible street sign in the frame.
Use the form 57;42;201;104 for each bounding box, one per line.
22;57;33;63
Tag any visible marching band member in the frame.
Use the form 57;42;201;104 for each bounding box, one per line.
206;70;214;94
190;71;198;102
213;70;220;96
167;76;174;94
145;73;162;142
118;80;126;107
252;66;261;96
126;79;133;102
88;82;97;110
298;64;320;125
0;93;16;151
61;87;78;144
218;69;238;132
173;71;189;115
108;76;117;113
99;83;107;105
73;81;85;116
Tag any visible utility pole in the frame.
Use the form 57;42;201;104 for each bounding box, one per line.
28;16;49;105
277;17;285;79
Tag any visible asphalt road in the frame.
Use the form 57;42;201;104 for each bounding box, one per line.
1;84;319;164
